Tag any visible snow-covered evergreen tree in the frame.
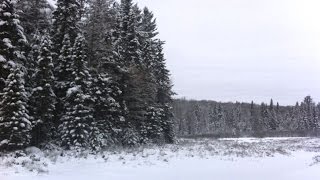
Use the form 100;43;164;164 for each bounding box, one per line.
16;0;52;40
124;66;157;144
84;0;117;69
260;103;269;132
152;40;175;143
117;0;141;66
16;0;53;88
58;34;94;149
54;34;74;98
0;0;28;92
91;72;123;146
0;65;31;150
250;101;261;135
268;99;278;130
51;0;81;54
141;106;164;143
299;96;317;130
29;34;56;146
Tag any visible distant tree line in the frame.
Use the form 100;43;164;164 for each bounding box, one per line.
0;0;174;151
173;96;320;137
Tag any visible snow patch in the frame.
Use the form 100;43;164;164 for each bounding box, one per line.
0;55;6;62
66;86;80;97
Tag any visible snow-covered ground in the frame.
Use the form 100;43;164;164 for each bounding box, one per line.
1;137;320;180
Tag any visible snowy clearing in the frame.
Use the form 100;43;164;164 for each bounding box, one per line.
1;137;320;180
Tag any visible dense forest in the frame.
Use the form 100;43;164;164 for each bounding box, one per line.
0;0;174;151
173;96;320;137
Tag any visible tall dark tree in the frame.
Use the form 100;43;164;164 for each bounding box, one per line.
0;0;28;92
16;0;53;88
250;101;261;134
29;35;56;146
117;0;141;66
300;96;315;130
153;40;175;143
54;34;74;99
58;34;94;149
91;71;124;146
84;0;117;69
0;65;31;150
16;0;52;40
51;0;81;54
124;66;157;144
268;99;278;130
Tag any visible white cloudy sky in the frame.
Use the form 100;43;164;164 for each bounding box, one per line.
48;0;320;105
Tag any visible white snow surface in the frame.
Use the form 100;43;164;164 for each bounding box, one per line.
0;55;6;62
1;137;320;180
66;86;80;97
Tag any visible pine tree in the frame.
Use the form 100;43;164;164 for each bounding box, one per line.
260;103;269;133
193;103;201;135
112;0;150;145
84;0;117;69
29;35;56;146
311;106;318;130
292;102;302;131
124;66;157;144
268;99;278;130
0;65;31;150
51;0;81;54
142;106;165;143
208;105;218;133
16;0;53;88
91;71;125;146
118;0;141;66
16;0;52;40
300;96;315;130
153;40;175;143
139;7;158;69
0;0;28;92
54;34;74;99
250;101;261;135
140;7;158;40
216;104;226;135
58;34;94;149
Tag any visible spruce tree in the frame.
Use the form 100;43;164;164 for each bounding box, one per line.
0;65;31;150
124;66;157;144
250;101;260;135
16;0;52;88
29;35;56;146
153;40;175;143
0;0;28;92
58;34;94;149
84;0;117;69
16;0;52;40
268;99;278;130
112;0;146;145
260;103;269;133
54;34;74;99
300;96;315;130
51;0;81;54
91;72;124;146
118;0;141;66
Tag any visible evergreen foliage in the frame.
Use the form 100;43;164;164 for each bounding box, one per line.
51;0;81;54
29;34;56;146
0;0;27;92
58;34;94;149
174;97;320;137
1;0;174;151
0;65;31;150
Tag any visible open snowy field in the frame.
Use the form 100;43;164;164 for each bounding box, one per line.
1;137;320;180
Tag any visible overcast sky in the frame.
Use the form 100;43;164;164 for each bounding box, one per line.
135;0;320;105
49;0;320;105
